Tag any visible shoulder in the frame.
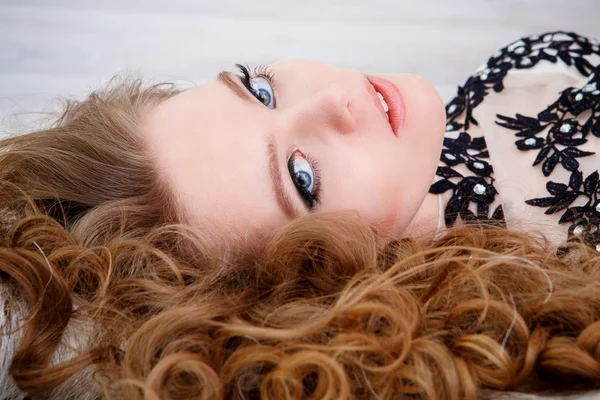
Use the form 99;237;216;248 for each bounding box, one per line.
430;31;600;251
472;31;600;86
446;31;599;120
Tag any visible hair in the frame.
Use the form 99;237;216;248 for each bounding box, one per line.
0;78;600;400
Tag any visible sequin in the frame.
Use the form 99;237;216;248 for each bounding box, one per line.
560;124;572;133
473;184;486;195
573;225;584;235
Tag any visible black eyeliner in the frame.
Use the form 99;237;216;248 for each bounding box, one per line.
287;151;321;210
235;63;277;100
235;64;254;93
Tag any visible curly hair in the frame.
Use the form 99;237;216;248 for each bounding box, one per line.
1;79;599;400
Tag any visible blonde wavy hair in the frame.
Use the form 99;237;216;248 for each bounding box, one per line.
1;78;599;400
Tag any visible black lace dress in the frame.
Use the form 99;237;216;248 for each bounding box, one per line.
429;31;600;252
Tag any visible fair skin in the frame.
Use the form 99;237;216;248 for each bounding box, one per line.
143;59;446;241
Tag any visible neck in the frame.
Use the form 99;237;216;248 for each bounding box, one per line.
401;189;443;243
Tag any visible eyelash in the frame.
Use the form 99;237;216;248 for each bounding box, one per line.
235;63;277;102
288;150;322;210
235;63;322;211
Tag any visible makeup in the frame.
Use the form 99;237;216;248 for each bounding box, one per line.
366;75;406;136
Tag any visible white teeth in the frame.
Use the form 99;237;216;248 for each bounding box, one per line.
376;91;389;116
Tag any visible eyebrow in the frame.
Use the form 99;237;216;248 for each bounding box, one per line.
217;72;299;219
217;71;252;103
267;135;300;219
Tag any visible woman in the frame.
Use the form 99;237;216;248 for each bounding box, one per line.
1;31;599;399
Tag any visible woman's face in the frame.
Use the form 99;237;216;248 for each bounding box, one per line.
143;59;445;240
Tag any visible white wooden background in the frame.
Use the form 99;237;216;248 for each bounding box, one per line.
0;0;599;133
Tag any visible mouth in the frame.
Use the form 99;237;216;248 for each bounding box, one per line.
366;75;405;137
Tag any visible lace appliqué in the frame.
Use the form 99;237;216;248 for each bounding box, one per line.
497;65;600;249
429;132;504;227
430;31;600;247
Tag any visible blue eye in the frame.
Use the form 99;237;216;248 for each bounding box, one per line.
235;64;277;109
287;150;321;210
292;157;314;193
249;77;275;109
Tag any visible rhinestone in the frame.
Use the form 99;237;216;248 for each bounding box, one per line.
596;243;600;253
524;138;536;146
508;40;525;51
543;34;553;42
560;123;572;133
521;57;532;65
583;83;597;93
575;93;584;101
573;225;584;235
473;183;486;195
448;104;457;113
514;46;526;55
446;124;454;131
480;74;488;81
473;162;484;169
596;203;600;213
593;90;600;96
445;153;456;161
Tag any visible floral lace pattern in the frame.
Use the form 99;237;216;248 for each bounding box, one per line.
429;31;600;248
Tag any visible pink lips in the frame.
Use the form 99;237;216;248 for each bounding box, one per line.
366;75;405;137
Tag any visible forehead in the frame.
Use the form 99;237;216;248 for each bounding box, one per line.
142;80;287;234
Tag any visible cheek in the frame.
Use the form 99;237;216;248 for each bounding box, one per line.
323;143;436;236
318;151;402;232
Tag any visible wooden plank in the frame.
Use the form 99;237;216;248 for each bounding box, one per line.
1;0;598;128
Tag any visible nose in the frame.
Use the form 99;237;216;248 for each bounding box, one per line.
287;85;357;136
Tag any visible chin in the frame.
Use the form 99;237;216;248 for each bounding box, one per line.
409;73;447;129
381;73;446;136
